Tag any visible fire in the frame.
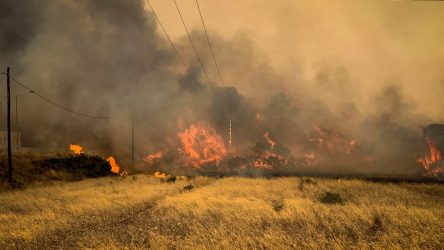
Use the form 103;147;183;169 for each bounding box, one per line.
154;171;170;178
264;131;277;149
69;144;83;155
304;152;317;166
144;151;164;163
309;127;356;155
417;138;444;176
177;123;227;168
251;151;288;169
106;156;121;174
250;131;288;169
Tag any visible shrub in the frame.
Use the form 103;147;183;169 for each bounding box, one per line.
42;155;112;180
166;176;177;183
370;213;384;233
183;184;194;191
319;192;344;204
298;178;318;191
271;199;285;212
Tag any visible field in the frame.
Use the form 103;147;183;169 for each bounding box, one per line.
1;175;444;249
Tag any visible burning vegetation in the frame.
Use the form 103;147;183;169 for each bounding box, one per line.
68;145;125;176
417;124;444;177
2;1;443;181
177;123;227;168
69;144;83;155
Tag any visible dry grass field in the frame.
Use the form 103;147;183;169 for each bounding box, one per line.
1;175;444;249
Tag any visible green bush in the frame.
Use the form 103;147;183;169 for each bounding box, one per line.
319;192;344;204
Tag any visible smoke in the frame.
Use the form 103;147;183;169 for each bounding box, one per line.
0;0;440;176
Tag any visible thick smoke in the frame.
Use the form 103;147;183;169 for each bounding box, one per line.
0;0;440;176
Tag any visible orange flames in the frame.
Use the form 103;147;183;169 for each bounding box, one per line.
106;156;121;174
251;151;288;169
144;151;164;163
178;123;227;168
154;171;170;178
304;152;317;166
250;131;288;169
264;131;277;149
69;144;83;155
417;138;444;176
309;127;356;155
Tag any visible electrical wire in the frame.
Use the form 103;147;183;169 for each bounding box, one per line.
173;0;217;91
195;0;225;88
10;76;112;119
145;0;210;98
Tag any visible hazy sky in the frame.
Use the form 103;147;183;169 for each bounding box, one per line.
148;0;444;119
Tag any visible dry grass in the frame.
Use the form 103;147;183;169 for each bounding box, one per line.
1;176;443;249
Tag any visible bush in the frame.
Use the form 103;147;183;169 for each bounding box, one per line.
183;183;194;191
298;178;318;191
166;176;177;183
271;199;285;212
319;192;344;204
42;155;113;180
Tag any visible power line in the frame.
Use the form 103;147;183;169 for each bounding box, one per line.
195;0;225;88
144;0;210;98
173;0;217;92
10;76;112;119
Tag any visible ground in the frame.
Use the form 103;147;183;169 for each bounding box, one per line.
1;175;444;249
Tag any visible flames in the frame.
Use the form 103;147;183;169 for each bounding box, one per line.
308;127;356;155
69;144;83;155
144;151;164;164
264;131;277;149
154;171;170;178
417;138;444;176
106;156;121;174
68;144;125;175
251;131;288;169
177;123;227;168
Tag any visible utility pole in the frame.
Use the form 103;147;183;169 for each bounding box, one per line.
6;67;12;184
229;119;232;148
131;117;134;171
15;95;18;151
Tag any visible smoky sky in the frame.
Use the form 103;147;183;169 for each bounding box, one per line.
0;0;440;175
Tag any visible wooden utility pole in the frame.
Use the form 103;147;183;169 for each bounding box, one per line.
6;67;12;184
131;117;134;171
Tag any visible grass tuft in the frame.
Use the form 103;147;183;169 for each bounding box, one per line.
319;192;344;204
183;183;194;191
271;199;285;212
166;176;177;183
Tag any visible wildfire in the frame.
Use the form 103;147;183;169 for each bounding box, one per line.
264;131;277;149
251;151;288;169
106;156;121;174
417;138;444;176
304;152;317;166
144;151;164;163
177;123;227;168
309;127;356;155
69;144;83;155
154;171;170;178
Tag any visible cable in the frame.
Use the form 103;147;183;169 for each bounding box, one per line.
195;0;225;88
145;0;210;98
194;0;234;147
10;76;112;119
173;0;217;92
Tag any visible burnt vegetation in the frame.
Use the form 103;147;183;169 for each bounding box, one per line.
0;153;116;189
